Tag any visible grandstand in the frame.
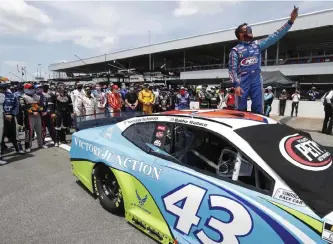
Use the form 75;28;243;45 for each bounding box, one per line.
49;8;333;86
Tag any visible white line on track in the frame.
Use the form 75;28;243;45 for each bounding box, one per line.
44;137;71;151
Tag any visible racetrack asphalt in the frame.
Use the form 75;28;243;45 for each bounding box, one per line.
0;139;155;244
0;116;332;244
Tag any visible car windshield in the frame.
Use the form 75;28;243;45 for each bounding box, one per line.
235;123;333;218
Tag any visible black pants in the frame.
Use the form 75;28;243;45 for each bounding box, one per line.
279;101;286;116
55;111;71;143
291;102;299;116
1;117;21;152
42;114;55;143
322;106;333;134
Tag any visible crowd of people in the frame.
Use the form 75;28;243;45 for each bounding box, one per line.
0;81;238;165
1;79;330;165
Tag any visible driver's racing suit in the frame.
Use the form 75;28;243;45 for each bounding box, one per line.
228;21;293;113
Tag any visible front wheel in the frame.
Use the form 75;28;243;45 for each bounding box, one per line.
94;165;124;214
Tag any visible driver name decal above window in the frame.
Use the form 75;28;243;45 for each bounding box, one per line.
279;134;332;171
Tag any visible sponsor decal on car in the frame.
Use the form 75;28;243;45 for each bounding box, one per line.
155;132;164;138
172;118;208;127
279;134;332;171
322;222;333;243
273;188;305;207
124;117;158;125
73;137;163;180
130;190;151;214
240;57;258;66
153;140;161;147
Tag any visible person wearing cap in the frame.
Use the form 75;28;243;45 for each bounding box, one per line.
1;82;24;155
22;83;45;152
279;89;288;116
106;84;122;116
291;89;300;117
264;86;274;117
138;84;154;114
224;87;236;109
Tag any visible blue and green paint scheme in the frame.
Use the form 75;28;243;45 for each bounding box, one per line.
70;124;329;244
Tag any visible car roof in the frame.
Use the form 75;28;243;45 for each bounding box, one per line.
159;109;277;129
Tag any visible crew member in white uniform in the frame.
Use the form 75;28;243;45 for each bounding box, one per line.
94;83;106;118
71;82;85;117
82;88;96;120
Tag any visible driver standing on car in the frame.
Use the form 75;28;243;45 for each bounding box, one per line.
229;6;298;113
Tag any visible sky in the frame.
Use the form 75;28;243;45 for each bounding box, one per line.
1;0;333;81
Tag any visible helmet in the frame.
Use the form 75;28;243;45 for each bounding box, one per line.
112;84;119;90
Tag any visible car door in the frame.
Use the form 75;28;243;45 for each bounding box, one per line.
146;123;312;244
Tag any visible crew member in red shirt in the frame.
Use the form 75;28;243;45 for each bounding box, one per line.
225;88;235;109
107;85;122;117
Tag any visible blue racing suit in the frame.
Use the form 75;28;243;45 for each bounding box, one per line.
228;20;293;113
2;91;23;152
176;93;190;110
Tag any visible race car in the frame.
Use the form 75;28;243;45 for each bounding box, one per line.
70;109;333;244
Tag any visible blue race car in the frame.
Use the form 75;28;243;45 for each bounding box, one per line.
70;109;333;244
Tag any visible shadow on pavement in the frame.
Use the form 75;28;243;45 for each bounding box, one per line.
1;153;35;165
75;180;97;200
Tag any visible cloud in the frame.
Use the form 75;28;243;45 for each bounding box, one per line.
173;1;227;17
0;0;51;34
36;27;116;51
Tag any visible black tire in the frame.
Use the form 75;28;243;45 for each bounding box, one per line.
94;165;124;214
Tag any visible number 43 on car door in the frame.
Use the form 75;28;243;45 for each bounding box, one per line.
162;183;253;244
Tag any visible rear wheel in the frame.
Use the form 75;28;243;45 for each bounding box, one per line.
94;165;124;214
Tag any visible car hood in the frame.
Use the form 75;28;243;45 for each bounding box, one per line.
236;124;333;218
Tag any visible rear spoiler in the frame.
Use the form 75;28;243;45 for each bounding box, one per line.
73;112;144;131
